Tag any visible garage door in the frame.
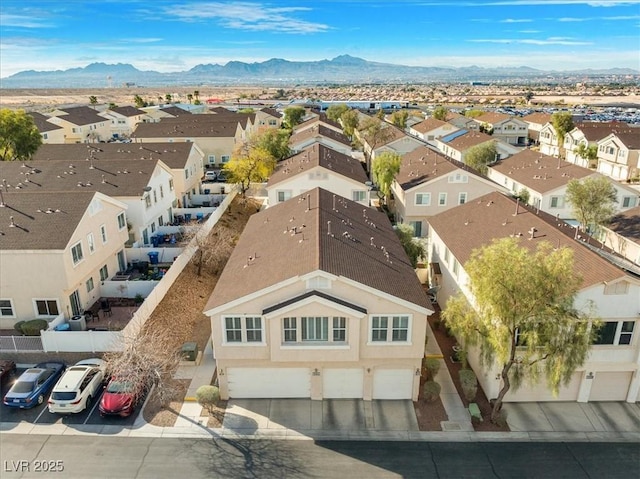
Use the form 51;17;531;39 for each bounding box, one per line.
590;372;632;401
505;372;581;402
372;369;414;400
227;368;310;398
323;369;364;398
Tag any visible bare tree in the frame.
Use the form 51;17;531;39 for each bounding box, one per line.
181;223;238;276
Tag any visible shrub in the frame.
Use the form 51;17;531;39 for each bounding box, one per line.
422;380;441;402
424;358;440;380
13;321;26;334
19;319;49;336
459;369;478;401
195;385;220;415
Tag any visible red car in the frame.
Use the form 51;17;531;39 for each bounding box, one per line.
99;378;144;417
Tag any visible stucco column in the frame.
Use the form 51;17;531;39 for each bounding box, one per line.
311;369;322;400
218;366;229;400
576;370;593;403
363;366;373;401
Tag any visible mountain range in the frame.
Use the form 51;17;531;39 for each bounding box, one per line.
2;55;637;88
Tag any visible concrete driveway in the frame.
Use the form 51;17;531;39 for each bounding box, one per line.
223;399;418;433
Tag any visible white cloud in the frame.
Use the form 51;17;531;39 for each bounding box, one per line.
469;38;593;45
418;0;639;6
120;38;163;44
161;2;330;33
501;18;533;23
0;13;52;28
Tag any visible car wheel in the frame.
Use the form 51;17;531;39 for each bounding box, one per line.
37;395;44;405
86;395;92;408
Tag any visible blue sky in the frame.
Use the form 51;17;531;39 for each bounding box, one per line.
1;0;639;78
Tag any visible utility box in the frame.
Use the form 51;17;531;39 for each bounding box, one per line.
181;342;198;361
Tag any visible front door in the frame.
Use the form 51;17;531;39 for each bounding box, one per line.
69;290;81;316
117;250;126;273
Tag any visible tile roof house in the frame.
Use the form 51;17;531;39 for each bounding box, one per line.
486;149;639;220
521;112;552;143
428;191;640;403
391;146;507;237
266;143;370;207
433;130;518;163
99;106;147;139
408;118;459;146
472;112;528;146
368;125;423;159
28;112;66;144
254;107;283;129
46;106;111;143
0;191;129;327
203;187;433;400
598;206;640;266
564;122;631;168
444;112;479;131
538;122;562;157
289;123;353;156
293;116;343;135
596;130;640;182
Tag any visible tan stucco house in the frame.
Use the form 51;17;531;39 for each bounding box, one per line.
204;187;433;400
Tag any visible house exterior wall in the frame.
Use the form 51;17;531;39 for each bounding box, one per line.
266;167;369;207
101;112;146;138
428;228;640;403
597;136;639;181
209;273;429;401
485;119;528;145
47;117;111;144
598;228;640;265
0;195;128;327
376;137;423;157
539;124;561;157
409;124;458;145
136;135;240;168
170;147;206;201
290;137;352;156
40;128;66;144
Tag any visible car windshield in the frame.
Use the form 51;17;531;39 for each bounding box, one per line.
51;392;76;401
11;380;34;393
106;381;134;393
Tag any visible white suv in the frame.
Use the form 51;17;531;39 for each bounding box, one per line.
48;358;106;414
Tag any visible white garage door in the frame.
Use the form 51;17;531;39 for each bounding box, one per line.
227;368;310;398
590;372;632;401
372;369;414;400
505;372;581;402
323;369;364;398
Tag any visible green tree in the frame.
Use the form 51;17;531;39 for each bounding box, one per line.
575;143;598;168
193;90;200;102
566;176;617;234
0;109;43;161
551;111;574;153
371;151;402;206
187;93;193;104
432;106;448;121
225;146;277;196
253;128;291;161
442;238;597;423
359;116;392;160
524;91;534;103
341;109;359;139
463;141;496;175
238;108;255;114
395;223;426;267
326;104;348;122
89;96;98;108
464;109;485;118
283;106;305;129
133;95;147;108
165;93;173;104
390;110;409;129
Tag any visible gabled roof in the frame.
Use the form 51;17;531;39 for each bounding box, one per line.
132;116;242;139
293;116;341;133
474;112;513;125
522;112;552;125
289;123;351;147
570;122;632;143
267;143;368;187
0;191;99;250
395;146;457;190
108;106;145;117
442;130;494;151
607;206;640;246
53;106;106;126
28;112;64;133
428;191;627;289
204;187;431;312
259;107;281;118
411;118;449;134
33;142;196;169
377;125;408;148
604;130;640;149
159;106;192;117
489;149;592;193
0;159;163;197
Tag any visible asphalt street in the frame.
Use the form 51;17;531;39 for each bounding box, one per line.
0;435;638;479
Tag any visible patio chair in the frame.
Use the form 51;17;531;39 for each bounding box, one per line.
196;213;204;223
100;299;112;317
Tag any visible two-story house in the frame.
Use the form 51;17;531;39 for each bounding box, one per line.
289;123;353;156
203;187;433;400
564;122;630;168
597;206;640;266
28;112;66;144
597;130;640;182
46;106;111;143
99;106;147;139
521;112;552;145
473;112;528;146
444;112;480;132
433;130;518;163
266;143;370;207
391;146;507;237
409;118;460;146
428;191;640;403
0;191;129;327
486;149;639;220
538;122;562;157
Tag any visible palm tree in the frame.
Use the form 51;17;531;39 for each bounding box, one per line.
165;94;172;104
89;96;98;109
187;93;193;104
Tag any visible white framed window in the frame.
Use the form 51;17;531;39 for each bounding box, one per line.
448;172;468;183
333;317;347;342
99;265;109;281
71;241;84;265
225;317;242;342
145;195;152;208
208;154;216;164
160;185;164;199
158;216;164;227
277;190;292;202
223;316;264;343
408;221;422;237
415;193;431;205
550;196;564;208
151;222;156;233
392;316;409;341
153;190;157;204
117;212;126;230
282;316;347;344
302;316;329;341
444;247;451;264
622;196;636;208
169;179;174;191
370;315;411;343
221;155;230;163
371;316;388;342
184;168;189;179
438;193;447;206
86;277;94;293
452;259;460;278
34;299;59;317
246;317;262;342
283;317;297;342
0;299;15;317
100;224;107;244
594;321;635;346
87;233;95;254
352;190;367;202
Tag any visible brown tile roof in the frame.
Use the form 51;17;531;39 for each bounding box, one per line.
293;116;340;133
607;206;640;246
411;118;448;134
428;191;627;289
522;112;552;125
0;191;96;250
159;106;192;117
395;146;457;190
445;130;494;151
109;106;145;117
132;116;241;139
444;112;464;120
54;106;106;126
267;144;368;187
289;124;351;147
33;142;195;169
377;125;408;147
475;112;511;125
28;112;63;133
204;187;432;311
0;159;158;197
259;107;281;118
611;130;640;149
571;122;632;142
490;149;592;193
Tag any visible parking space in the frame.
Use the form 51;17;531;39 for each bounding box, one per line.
1;369;143;427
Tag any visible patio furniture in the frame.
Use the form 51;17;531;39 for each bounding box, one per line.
100;299;112;317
